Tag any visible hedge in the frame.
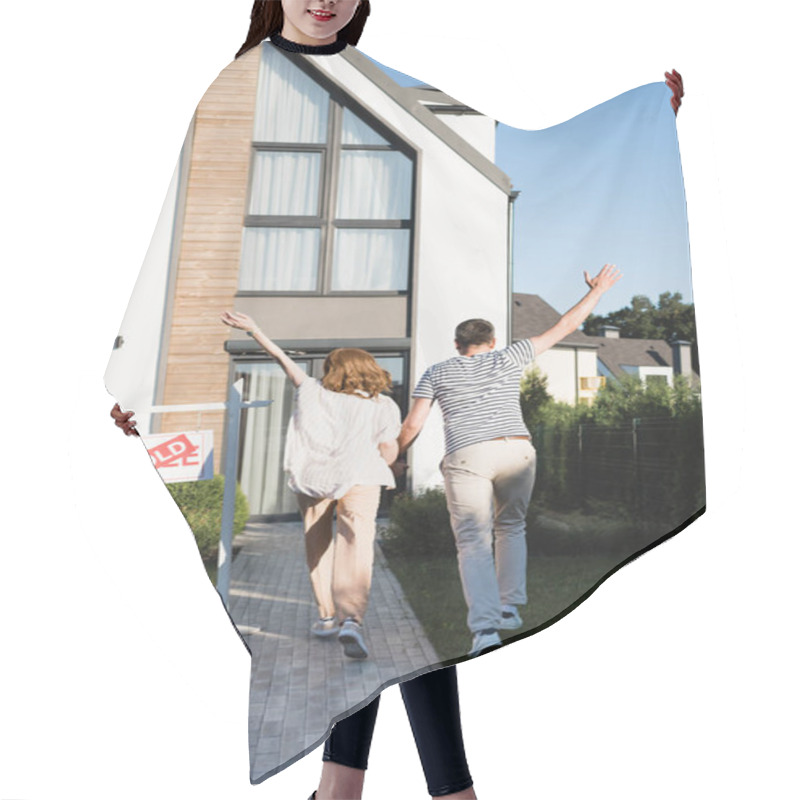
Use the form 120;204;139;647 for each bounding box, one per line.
166;475;250;560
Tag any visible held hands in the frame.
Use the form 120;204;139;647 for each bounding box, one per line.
220;310;259;334
584;264;622;294
389;458;409;479
665;69;684;115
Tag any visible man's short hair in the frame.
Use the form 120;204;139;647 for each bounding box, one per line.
455;319;495;348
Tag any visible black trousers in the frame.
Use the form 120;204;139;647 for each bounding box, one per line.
323;666;473;797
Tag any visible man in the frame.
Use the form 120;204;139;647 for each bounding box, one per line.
398;265;622;656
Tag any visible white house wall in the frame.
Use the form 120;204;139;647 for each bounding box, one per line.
429;114;496;162
532;348;576;404
634;365;674;386
526;347;599;406
104;160;180;434
412;160;510;490
313;57;511;492
577;348;599;402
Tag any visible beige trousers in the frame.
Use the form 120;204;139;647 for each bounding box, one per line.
441;438;537;633
296;484;382;624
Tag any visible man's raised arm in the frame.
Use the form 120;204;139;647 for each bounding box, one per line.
529;264;621;357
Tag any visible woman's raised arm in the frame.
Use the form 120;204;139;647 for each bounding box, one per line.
220;311;307;388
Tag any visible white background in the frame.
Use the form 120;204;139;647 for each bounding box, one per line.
1;1;797;798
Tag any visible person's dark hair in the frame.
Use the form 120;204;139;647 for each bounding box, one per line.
236;0;371;59
455;319;496;348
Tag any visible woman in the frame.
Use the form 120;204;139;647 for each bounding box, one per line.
220;310;400;660
110;2;688;796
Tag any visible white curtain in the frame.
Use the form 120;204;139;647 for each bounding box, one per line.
239;227;320;291
337;150;412;219
255;47;329;144
237;364;305;516
341;107;388;146
249;151;321;216
332;229;409;291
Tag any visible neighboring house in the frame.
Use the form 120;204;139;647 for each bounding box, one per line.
512;293;601;405
107;44;514;517
512;293;698;405
592;326;697;388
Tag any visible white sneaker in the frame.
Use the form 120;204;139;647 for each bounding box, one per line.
338;618;369;659
311;617;338;638
469;630;502;657
498;607;523;630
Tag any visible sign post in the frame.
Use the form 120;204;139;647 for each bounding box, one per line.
148;381;272;608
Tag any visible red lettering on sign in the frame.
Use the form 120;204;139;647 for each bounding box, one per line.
147;434;201;469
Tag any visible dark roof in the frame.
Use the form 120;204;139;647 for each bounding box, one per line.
511;293;597;347
592;337;674;378
512;292;699;382
335;48;512;194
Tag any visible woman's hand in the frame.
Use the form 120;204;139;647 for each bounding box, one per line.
110;403;139;437
583;264;622;294
665;69;684;115
220;310;259;333
222;310;305;387
378;440;399;466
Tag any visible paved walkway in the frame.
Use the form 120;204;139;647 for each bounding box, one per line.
228;520;440;783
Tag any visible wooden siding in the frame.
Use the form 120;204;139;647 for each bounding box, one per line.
159;50;260;470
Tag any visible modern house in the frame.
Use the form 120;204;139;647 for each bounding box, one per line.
106;43;515;517
512;292;698;404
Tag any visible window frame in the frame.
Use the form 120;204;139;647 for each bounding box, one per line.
239;53;417;298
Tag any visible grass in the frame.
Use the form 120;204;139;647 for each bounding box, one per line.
380;509;647;662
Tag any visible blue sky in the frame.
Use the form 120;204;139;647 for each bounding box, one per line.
370;60;692;315
496;83;691;313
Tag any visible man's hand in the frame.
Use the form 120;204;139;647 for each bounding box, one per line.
389;458;409;479
665;69;684;115
583;263;622;293
531;265;623;357
111;403;139;437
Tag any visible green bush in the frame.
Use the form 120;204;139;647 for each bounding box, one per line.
590;374;701;426
167;475;250;560
381;488;455;559
520;371;704;524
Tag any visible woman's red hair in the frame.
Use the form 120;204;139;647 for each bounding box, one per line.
321;349;392;398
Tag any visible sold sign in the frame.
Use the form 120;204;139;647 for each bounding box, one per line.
143;430;214;483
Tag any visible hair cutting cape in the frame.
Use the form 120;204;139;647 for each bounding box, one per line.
105;38;704;783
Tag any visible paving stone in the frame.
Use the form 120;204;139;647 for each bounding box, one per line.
227;519;440;782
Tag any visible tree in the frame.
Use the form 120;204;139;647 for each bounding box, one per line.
584;291;699;372
520;366;554;430
589;374;702;426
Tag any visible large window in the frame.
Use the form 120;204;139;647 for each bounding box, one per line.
239;47;414;295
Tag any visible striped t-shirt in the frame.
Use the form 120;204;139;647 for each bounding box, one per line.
412;339;535;455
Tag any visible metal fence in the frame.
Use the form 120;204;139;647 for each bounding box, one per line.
532;415;705;530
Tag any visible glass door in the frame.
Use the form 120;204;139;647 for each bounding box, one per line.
235;352;407;519
235;360;310;517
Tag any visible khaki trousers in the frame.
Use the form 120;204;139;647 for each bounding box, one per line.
296;484;381;624
441;438;537;633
